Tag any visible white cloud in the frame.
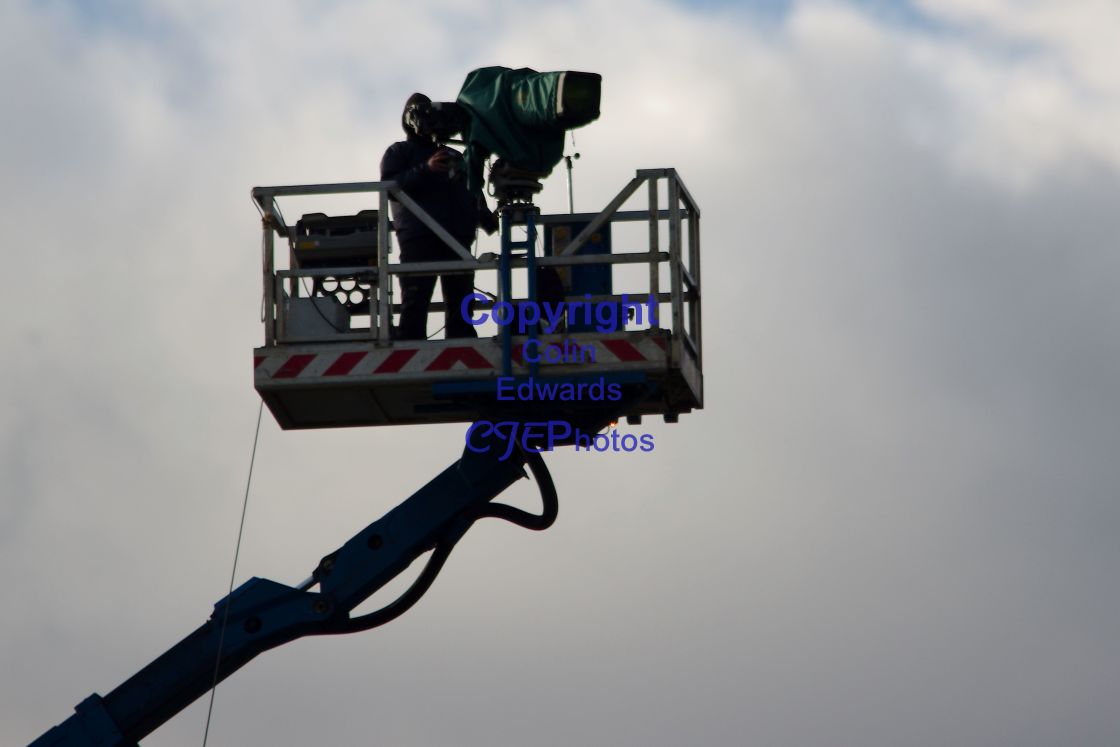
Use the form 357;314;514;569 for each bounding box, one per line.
909;0;1120;185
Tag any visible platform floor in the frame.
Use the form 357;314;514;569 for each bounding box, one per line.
254;329;702;429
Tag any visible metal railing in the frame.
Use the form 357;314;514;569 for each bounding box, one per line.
251;168;701;370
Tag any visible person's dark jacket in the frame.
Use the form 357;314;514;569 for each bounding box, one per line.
380;136;479;245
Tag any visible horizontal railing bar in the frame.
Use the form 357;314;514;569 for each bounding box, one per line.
277;267;378;279
533;209;687;225
267;206;690;238
344;291;680;316
378;251;671;276
255;184;689;234
252;182;386;200
535;251;668;268
278;331;376;343
277;255;691;290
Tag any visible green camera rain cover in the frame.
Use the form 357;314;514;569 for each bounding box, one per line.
456;66;601;196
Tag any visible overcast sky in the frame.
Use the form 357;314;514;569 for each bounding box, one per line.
3;0;1119;745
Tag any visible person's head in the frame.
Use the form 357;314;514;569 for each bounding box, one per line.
402;92;431;138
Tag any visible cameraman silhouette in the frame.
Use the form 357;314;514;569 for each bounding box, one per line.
381;93;496;340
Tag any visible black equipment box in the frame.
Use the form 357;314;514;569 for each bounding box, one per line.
293;210;378;268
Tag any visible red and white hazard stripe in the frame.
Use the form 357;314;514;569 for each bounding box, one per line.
254;333;670;382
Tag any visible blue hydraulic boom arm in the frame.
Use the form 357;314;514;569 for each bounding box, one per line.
32;438;557;747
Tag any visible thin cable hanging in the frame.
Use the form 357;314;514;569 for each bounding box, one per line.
201;400;264;747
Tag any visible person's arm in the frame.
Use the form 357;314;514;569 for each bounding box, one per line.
381;144;452;193
478;194;499;235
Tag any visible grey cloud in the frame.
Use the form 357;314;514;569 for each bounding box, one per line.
4;1;1120;745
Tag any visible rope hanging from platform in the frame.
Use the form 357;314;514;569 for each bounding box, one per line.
201;400;264;747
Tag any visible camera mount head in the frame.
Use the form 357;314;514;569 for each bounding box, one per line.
489;159;547;207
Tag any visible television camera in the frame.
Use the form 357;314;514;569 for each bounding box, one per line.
407;67;602;204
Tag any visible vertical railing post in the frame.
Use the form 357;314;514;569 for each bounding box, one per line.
286;213;297;302
668;176;683;365
274;273;286;343
689;206;702;369
646;175;659;328
525;208;540;379
377;187;392;344
499;208;514;377
262;211;276;346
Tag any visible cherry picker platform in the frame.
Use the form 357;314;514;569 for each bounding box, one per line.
252;168;703;430
32;69;707;747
